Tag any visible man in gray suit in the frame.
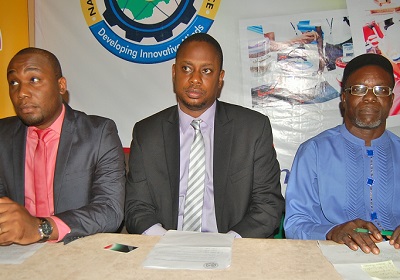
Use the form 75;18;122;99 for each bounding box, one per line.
0;47;125;245
125;33;284;238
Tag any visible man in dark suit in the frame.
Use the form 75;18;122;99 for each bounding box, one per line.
125;33;284;238
0;47;125;245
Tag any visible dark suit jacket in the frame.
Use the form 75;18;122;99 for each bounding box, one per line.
125;101;284;238
0;104;126;244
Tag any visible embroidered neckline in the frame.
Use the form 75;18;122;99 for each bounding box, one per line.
367;148;383;230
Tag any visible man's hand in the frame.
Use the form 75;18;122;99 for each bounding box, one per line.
389;226;400;249
0;197;41;245
326;219;383;255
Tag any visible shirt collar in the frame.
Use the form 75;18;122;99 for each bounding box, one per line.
178;101;216;133
340;123;390;146
28;103;66;137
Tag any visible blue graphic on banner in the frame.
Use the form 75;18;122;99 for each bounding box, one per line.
90;15;213;64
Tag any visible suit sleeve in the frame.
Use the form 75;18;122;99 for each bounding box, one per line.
56;120;126;244
124;123;162;234
0;178;5;197
230;117;284;238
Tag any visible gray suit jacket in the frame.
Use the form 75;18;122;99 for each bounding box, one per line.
0;104;126;244
125;101;284;238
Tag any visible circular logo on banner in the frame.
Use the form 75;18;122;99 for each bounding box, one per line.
80;0;221;64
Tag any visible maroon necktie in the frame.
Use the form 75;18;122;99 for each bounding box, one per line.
33;129;51;217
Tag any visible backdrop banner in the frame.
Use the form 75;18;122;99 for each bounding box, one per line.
34;1;400;194
239;10;353;192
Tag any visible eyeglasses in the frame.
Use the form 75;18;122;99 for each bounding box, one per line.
344;85;393;97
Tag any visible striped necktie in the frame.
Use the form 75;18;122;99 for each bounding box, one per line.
182;120;206;231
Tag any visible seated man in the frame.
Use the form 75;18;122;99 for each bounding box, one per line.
124;33;284;238
284;53;400;254
0;47;125;245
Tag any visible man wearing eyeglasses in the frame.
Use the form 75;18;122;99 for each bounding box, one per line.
284;53;400;255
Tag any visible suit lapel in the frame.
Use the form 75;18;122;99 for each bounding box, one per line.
13;122;27;205
213;101;234;227
53;104;75;209
162;106;180;227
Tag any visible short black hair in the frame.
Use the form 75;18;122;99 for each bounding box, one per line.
341;53;394;92
176;33;223;70
12;47;63;79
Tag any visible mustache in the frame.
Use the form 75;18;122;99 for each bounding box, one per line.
184;86;205;93
19;103;38;108
358;106;380;113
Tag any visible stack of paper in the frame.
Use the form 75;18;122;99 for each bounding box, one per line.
143;230;234;270
318;241;400;280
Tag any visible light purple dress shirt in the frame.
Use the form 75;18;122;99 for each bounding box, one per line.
177;101;217;232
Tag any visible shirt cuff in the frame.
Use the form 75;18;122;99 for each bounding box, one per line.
49;216;71;242
143;223;167;236
227;230;242;238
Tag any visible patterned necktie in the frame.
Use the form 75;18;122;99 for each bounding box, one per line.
34;129;51;217
183;120;206;231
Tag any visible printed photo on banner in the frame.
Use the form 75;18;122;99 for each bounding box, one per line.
240;10;352;108
239;10;351;192
346;0;400;116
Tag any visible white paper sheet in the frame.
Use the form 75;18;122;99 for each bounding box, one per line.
143;230;234;270
318;241;400;280
0;243;45;264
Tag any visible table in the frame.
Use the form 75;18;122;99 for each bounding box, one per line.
0;233;342;280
